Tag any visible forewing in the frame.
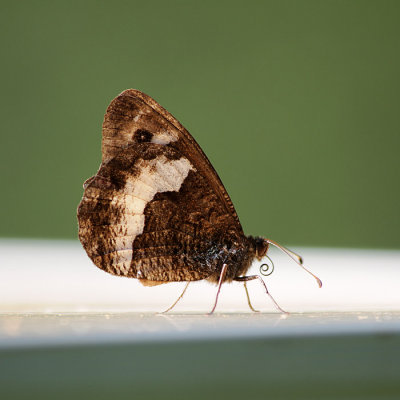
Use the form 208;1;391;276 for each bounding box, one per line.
101;89;242;232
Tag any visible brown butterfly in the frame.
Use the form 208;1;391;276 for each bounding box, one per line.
77;90;321;313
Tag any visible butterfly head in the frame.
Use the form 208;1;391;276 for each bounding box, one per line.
254;237;270;261
253;237;323;288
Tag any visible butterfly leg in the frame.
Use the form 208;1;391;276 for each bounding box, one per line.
234;275;288;314
161;282;190;314
233;276;259;312
208;263;228;315
243;281;260;313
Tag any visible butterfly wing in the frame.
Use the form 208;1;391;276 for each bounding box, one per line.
78;90;246;284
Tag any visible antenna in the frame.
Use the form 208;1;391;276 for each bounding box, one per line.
265;238;322;288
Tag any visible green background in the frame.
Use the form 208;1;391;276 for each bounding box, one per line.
1;0;399;248
1;335;399;400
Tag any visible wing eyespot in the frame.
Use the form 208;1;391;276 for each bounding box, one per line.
134;129;153;143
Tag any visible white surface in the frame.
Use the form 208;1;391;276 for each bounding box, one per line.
0;239;399;313
0;239;400;349
0;312;399;349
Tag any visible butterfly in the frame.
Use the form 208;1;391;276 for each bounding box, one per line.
77;90;321;313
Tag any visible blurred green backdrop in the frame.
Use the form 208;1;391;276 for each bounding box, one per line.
1;0;399;248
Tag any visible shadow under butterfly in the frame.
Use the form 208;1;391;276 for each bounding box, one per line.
77;89;322;313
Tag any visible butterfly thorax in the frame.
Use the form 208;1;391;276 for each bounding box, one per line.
204;234;259;284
